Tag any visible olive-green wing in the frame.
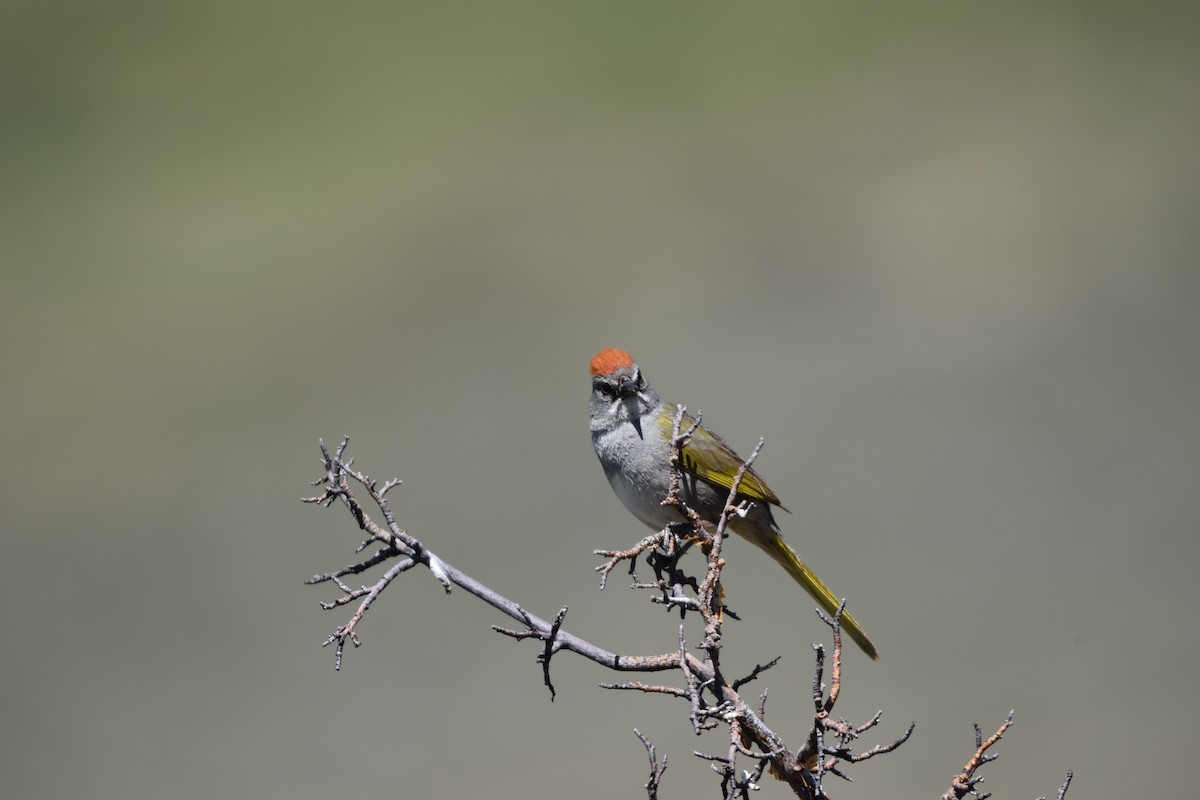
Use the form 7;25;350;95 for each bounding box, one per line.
659;409;787;510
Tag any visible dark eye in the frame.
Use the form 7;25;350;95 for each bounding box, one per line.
597;383;614;399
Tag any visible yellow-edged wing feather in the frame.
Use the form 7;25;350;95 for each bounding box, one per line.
660;407;879;660
659;409;788;510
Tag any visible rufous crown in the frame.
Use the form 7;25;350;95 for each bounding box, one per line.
589;348;635;376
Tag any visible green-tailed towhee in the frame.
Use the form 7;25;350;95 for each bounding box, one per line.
588;347;878;660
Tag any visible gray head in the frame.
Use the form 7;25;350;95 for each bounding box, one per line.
588;348;661;434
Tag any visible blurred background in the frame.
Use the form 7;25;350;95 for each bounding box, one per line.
2;2;1197;798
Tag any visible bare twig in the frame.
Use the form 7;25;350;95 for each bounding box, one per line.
732;656;782;692
662;405;704;528
595;530;671;590
539;606;568;700
940;711;1015;800
1044;771;1074;800
600;682;690;698
789;603;915;796
635;729;668;800
492;605;568;699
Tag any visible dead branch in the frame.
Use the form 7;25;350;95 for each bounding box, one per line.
1044;772;1074;800
301;434;1067;798
635;729;668;800
304;436;680;676
938;711;1071;800
302;435;907;797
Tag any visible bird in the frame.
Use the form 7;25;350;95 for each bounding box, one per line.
588;347;878;659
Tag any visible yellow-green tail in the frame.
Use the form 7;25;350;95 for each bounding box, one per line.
756;531;879;660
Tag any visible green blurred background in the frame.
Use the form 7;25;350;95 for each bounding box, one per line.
3;2;1198;797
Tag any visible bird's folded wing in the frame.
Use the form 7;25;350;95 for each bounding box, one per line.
661;411;786;509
